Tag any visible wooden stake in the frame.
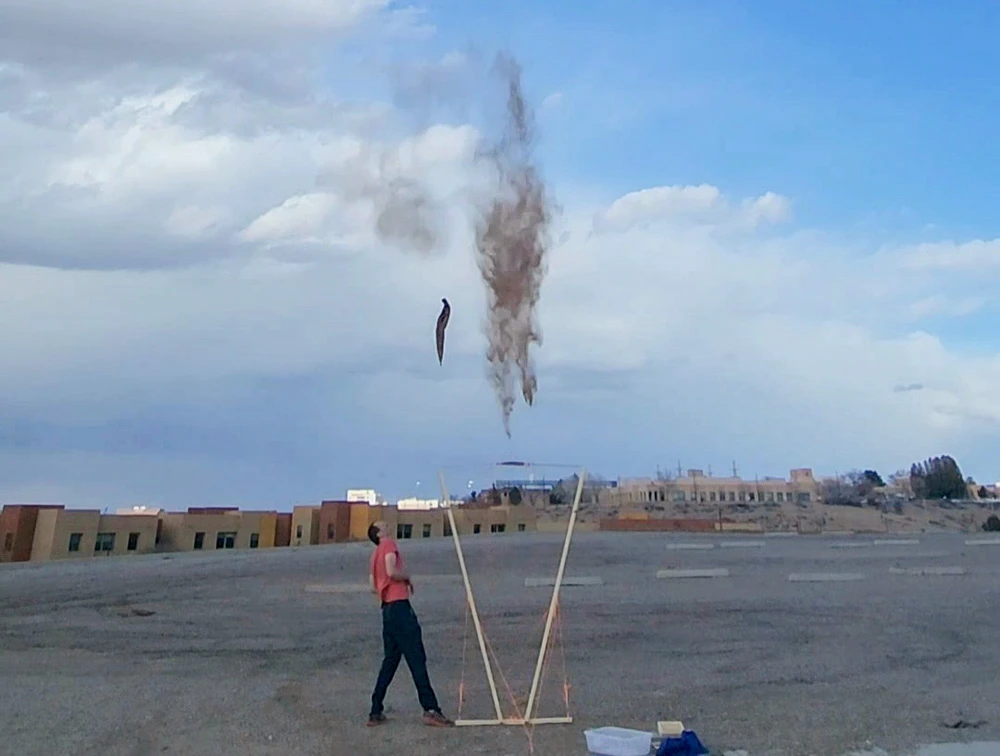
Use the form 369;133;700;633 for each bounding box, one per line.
524;468;586;723
443;466;586;728
440;471;504;722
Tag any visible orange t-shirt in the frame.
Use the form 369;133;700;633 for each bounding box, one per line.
371;538;410;604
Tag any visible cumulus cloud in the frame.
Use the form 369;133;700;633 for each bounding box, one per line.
0;0;391;71
2;0;1000;506
590;184;792;233
896;238;1000;272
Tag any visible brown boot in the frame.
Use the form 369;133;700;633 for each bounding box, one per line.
422;710;455;727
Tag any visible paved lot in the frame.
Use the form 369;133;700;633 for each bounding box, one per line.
2;530;1000;755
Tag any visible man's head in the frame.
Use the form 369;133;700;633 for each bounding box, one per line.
368;520;384;545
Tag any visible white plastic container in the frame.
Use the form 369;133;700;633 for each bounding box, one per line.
584;726;653;756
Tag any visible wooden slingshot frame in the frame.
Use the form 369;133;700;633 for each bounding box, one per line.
439;466;587;727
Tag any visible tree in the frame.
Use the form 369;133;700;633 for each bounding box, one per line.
820;475;863;506
862;470;885;487
978;486;990;500
508;486;523;506
983;515;1000;532
909;455;967;500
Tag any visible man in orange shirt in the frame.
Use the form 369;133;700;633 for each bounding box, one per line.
367;520;454;728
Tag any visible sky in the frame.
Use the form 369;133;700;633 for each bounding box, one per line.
2;0;1000;509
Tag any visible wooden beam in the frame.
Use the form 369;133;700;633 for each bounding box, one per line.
524;469;586;723
455;717;574;727
440;471;504;723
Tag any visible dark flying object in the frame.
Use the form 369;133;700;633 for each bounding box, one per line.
435;298;450;365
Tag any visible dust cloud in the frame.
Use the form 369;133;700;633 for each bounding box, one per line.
472;53;555;437
329;51;555;436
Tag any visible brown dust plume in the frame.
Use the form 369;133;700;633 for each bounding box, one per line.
473;53;555;437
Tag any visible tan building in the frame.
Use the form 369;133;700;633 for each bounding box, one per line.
157;509;280;552
304;500;537;542
291;505;321;547
613;468;820;508
30;509;159;561
1;497;534;563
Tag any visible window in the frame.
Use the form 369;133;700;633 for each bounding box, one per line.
422;524;432;538
127;532;140;551
216;531;236;549
776;492;784;502
3;533;12;551
327;523;335;540
517;523;526;532
717;490;725;502
473;523;481;534
766;491;775;502
250;533;259;548
490;523;506;534
444;521;452;537
94;532;115;553
296;525;303;539
748;492;756;502
728;491;736;502
709;491;716;502
396;523;412;539
193;531;205;550
68;533;82;552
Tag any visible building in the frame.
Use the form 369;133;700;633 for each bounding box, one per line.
157;508;289;552
1;504;66;563
396;497;440;511
346;489;382;506
0;496;536;564
32;509;160;560
611;468;820;508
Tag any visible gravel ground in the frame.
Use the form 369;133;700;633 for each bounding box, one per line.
2;530;1000;756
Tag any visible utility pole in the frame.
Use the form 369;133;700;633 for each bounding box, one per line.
732;460;738;478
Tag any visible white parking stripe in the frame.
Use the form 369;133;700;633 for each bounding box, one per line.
656;568;730;579
665;543;715;550
788;572;865;582
304;583;367;593
524;576;604;587
830;542;872;549
889;566;966;576
965;538;1000;546
719;540;764;549
873;539;920;546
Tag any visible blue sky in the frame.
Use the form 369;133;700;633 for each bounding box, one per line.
1;0;999;508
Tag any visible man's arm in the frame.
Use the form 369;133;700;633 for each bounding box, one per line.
384;552;410;582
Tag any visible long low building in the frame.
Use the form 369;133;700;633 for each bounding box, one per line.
0;499;538;563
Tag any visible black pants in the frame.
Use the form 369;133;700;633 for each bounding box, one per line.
370;599;441;716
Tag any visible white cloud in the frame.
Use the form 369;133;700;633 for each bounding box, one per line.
0;0;391;70
590;184;792;234
2;0;1000;504
897;239;1000;272
905;294;987;320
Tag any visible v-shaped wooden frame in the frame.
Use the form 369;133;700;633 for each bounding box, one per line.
439;467;587;726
